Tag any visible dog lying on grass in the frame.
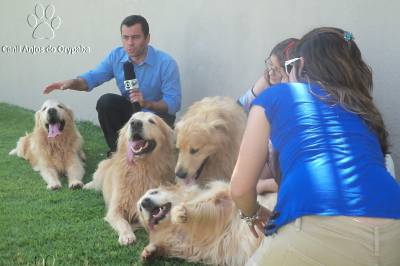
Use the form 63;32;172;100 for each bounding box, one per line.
9;99;85;190
84;112;176;245
138;180;276;265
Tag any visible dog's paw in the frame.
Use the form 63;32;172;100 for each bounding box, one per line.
79;150;86;162
171;204;188;224
141;244;157;262
118;233;136;246
47;183;62;190
69;180;83;190
82;181;94;190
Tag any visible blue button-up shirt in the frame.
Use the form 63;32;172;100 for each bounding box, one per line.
79;45;181;115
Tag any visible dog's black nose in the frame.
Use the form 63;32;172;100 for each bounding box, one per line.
141;197;156;211
48;108;57;116
130;119;143;131
175;168;187;179
47;108;59;123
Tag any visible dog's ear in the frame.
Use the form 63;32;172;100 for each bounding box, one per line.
173;121;181;146
63;104;75;121
174;120;182;132
155;115;174;145
210;119;228;133
34;111;42;131
116;121;129;151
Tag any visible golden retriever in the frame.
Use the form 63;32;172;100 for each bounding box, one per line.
138;181;276;266
9;99;85;190
175;96;246;185
83;112;175;245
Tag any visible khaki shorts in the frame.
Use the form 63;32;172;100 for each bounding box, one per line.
246;216;400;266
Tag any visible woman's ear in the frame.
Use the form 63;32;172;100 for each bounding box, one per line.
280;68;289;83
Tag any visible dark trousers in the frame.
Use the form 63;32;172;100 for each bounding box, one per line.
96;93;175;152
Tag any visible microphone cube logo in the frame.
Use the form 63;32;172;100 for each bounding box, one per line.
124;80;139;91
27;3;62;40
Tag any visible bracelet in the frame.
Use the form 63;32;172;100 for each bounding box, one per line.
239;202;261;227
250;86;257;97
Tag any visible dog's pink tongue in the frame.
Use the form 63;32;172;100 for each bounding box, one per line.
127;140;146;159
48;123;61;138
133;139;145;150
184;177;195;186
148;219;155;231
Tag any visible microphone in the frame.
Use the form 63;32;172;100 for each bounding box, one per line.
123;61;141;113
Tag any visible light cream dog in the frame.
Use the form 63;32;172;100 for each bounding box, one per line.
175;96;246;185
84;112;175;245
9;99;85;190
138;181;276;266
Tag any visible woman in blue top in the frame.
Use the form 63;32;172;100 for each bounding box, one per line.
230;27;400;266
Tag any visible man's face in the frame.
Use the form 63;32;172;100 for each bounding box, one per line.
121;24;150;59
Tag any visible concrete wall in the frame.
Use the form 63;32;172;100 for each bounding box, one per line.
1;0;399;177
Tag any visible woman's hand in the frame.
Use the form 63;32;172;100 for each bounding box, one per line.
280;68;289;83
263;69;271;86
248;206;272;238
251;72;270;96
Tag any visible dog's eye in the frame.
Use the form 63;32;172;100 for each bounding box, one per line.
57;104;64;109
150;190;158;195
190;148;199;154
42;106;47;111
149;119;155;124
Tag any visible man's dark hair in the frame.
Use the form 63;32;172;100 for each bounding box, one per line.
120;15;149;37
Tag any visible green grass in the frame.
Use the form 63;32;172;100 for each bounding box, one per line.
0;102;200;266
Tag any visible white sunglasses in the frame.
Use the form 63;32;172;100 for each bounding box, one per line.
284;57;301;75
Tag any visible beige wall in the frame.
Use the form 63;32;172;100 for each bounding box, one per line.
0;0;399;177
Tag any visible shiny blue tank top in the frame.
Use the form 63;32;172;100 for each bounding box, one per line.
252;82;400;235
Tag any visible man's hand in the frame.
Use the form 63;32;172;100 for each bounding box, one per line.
43;78;88;94
44;80;73;94
128;90;168;113
129;89;147;108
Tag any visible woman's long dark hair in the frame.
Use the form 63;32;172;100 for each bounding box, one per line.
295;27;389;154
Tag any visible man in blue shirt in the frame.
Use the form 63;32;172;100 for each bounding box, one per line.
44;15;182;156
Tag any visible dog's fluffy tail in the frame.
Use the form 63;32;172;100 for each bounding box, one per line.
9;135;26;157
8;132;29;157
83;159;109;191
9;148;17;155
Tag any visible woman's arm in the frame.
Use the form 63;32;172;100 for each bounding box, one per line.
230;106;272;236
237;74;269;112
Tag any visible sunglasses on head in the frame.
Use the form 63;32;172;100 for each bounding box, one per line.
284;57;301;75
